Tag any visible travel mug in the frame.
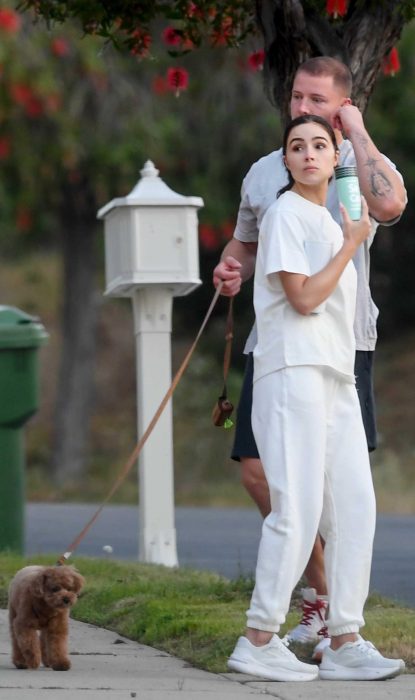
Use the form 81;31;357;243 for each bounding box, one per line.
335;165;362;220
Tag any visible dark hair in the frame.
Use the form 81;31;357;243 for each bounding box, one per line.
277;115;339;198
297;56;352;97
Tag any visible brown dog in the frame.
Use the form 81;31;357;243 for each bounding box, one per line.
8;565;85;671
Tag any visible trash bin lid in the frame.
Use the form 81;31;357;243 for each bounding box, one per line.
0;306;49;349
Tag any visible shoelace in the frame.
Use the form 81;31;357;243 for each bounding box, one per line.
299;598;327;627
354;639;381;657
267;636;298;657
317;625;330;639
275;639;298;657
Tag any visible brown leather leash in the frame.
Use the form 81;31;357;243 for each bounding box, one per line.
211;296;234;427
56;283;227;566
222;296;234;399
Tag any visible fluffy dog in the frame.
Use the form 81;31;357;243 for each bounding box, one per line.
8;565;85;671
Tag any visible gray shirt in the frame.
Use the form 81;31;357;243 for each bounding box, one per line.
234;140;404;352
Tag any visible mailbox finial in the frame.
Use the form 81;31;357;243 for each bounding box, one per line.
140;160;160;179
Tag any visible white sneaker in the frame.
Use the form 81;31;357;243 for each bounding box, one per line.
227;635;319;681
283;588;328;644
319;636;405;681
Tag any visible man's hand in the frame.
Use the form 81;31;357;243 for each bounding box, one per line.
213;256;242;297
333;104;406;222
332;104;365;138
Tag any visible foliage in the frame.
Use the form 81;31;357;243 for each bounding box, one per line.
0;8;159;252
18;1;415;124
1;554;414;672
0;0;279;347
17;2;415;56
0;2;278;250
19;1;257;55
366;20;415;334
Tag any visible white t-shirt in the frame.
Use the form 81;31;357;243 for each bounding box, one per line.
254;191;357;383
236;140;404;352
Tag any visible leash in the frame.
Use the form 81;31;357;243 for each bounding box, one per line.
221;296;234;399
212;296;234;427
56;282;225;566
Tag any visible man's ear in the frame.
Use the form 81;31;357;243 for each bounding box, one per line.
341;97;352;106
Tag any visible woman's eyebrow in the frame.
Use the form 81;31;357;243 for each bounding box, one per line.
288;135;329;145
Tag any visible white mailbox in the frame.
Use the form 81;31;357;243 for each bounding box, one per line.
98;161;204;568
97;160;203;297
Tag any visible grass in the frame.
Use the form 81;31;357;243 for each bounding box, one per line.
1;554;414;673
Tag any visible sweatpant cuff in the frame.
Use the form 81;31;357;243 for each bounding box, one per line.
246;617;280;634
328;624;360;636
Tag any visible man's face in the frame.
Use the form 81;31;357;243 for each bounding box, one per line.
290;72;349;128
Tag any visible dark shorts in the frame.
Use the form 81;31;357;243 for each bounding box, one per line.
231;350;377;461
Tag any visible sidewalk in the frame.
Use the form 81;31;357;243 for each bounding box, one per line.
0;610;413;699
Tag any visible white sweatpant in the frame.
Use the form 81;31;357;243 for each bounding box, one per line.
248;365;376;637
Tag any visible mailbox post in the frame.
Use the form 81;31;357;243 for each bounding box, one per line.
98;161;203;566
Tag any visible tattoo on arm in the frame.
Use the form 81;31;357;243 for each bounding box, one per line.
364;155;393;198
356;135;394;199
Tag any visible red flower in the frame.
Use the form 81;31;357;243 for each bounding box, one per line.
130;29;152;57
187;2;203;19
211;16;234;47
181;35;195;51
162;26;182;46
248;50;265;71
199;224;221;251
382;47;400;76
51;37;70;57
0;8;21;34
0;136;11;160
10;83;33;106
166;67;189;96
326;0;348;18
25;96;43;118
162;26;194;51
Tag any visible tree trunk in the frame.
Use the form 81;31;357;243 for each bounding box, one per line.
51;180;99;486
255;0;407;122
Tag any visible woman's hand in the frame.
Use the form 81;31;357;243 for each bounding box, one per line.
340;196;371;254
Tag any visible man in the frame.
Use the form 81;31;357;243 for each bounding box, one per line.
213;56;406;664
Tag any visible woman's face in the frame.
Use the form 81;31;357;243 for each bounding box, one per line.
284;122;338;189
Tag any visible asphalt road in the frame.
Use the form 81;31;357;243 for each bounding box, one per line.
25;503;415;608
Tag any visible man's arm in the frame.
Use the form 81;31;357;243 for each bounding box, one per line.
213;238;257;297
335;105;406;223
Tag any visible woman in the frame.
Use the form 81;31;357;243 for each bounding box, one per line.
228;115;404;682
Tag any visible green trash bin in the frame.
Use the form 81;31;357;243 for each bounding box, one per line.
0;306;48;553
